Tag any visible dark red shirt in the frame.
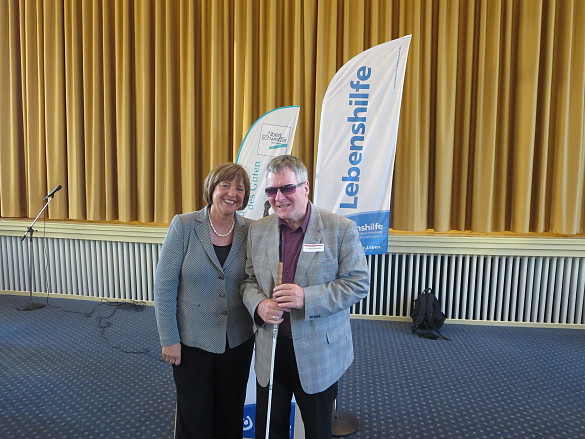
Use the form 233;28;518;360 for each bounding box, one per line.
277;203;311;337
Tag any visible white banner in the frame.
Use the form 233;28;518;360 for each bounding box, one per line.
236;106;300;220
314;36;411;255
238;107;302;436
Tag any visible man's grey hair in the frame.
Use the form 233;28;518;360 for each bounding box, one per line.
266;155;308;184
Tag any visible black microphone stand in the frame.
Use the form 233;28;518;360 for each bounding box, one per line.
17;195;56;311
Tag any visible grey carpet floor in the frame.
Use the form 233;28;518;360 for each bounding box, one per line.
1;293;584;438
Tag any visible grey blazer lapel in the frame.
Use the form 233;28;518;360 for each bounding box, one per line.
223;214;246;268
193;207;223;272
294;206;323;285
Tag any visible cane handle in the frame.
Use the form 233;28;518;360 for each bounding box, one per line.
276;261;283;287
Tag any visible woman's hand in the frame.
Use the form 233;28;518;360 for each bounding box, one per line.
162;343;182;366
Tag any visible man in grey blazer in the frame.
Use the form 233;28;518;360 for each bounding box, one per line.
241;155;369;439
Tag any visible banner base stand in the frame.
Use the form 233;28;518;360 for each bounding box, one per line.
332;409;359;437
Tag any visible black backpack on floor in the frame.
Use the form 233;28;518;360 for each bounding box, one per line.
410;288;449;340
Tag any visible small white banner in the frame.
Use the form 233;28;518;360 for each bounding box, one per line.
314;36;411;255
236;106;300;219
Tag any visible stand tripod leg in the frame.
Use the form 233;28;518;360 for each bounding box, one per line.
17;229;45;311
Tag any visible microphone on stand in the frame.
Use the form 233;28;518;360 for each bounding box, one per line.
43;184;62;200
18;184;63;311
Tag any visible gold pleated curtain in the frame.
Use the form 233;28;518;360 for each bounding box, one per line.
1;0;583;234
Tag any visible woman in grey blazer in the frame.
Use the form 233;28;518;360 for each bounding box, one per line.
154;163;254;439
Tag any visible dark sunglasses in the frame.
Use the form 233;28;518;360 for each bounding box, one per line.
264;182;305;198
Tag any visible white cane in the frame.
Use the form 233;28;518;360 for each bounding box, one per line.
265;262;283;439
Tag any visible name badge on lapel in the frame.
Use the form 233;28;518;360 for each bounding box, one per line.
303;243;324;253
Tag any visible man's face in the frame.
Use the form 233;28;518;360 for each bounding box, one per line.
266;168;309;228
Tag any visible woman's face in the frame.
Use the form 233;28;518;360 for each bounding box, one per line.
211;177;246;216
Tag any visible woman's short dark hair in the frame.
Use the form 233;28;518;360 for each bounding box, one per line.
203;163;251;210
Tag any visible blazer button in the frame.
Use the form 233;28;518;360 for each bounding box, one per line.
219;293;226;298
218;274;225;280
221;310;228;316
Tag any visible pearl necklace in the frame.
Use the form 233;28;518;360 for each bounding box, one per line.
209;210;235;237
